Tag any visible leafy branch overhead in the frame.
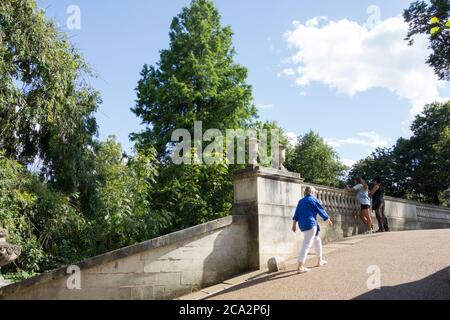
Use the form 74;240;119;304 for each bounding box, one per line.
404;0;450;80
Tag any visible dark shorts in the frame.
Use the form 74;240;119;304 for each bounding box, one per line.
361;204;370;210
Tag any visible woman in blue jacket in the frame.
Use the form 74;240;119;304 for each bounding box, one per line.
292;187;333;274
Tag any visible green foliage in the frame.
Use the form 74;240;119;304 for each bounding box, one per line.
132;0;257;157
29;179;91;269
404;0;450;80
0;151;96;274
0;0;100;194
152;149;233;232
0;137;168;277
349;102;450;205
285;131;347;187
429;16;450;35
0;152;45;274
408;102;450;203
3;270;38;282
90;137;168;252
434;127;450;171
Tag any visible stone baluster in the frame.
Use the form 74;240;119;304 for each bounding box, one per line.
342;193;347;213
326;191;332;211
322;190;328;209
317;189;322;204
332;192;338;211
327;191;332;211
325;190;330;210
330;191;336;212
323;191;328;210
336;193;342;212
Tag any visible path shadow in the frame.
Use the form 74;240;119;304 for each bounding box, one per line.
204;269;301;300
353;267;450;300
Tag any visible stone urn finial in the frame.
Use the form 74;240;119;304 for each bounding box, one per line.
0;228;21;285
249;137;259;166
272;144;287;171
279;144;287;171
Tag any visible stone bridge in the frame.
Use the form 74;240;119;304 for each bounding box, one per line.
1;166;449;300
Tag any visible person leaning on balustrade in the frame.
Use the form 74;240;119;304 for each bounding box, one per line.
346;178;374;234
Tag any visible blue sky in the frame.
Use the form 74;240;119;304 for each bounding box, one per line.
36;0;450;166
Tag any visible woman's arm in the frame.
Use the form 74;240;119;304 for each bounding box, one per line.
346;186;357;194
292;220;297;233
313;199;330;222
369;184;380;197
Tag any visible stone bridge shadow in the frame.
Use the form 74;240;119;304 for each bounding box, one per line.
353;267;450;300
200;217;253;289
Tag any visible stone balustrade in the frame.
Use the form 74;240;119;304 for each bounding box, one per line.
301;184;360;216
417;204;450;223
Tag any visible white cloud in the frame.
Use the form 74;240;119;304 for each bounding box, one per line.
286;132;299;146
325;131;389;149
342;159;357;167
283;16;447;117
278;68;296;77
358;131;390;149
256;103;274;109
305;16;328;27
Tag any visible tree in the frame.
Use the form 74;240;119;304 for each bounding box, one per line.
404;0;450;80
434;127;450;171
1;1;182;279
408;102;450;203
151;154;233;232
89;137;169;252
130;0;259;231
132;0;257;157
0;0;100;193
285;131;347;187
349;102;450;205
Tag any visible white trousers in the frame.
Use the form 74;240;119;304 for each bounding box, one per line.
299;226;323;264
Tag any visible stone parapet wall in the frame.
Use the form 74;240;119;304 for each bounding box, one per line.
0;216;250;300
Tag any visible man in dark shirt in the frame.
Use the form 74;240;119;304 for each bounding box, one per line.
370;177;389;232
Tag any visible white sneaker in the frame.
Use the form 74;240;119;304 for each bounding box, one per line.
317;260;328;267
297;266;311;274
